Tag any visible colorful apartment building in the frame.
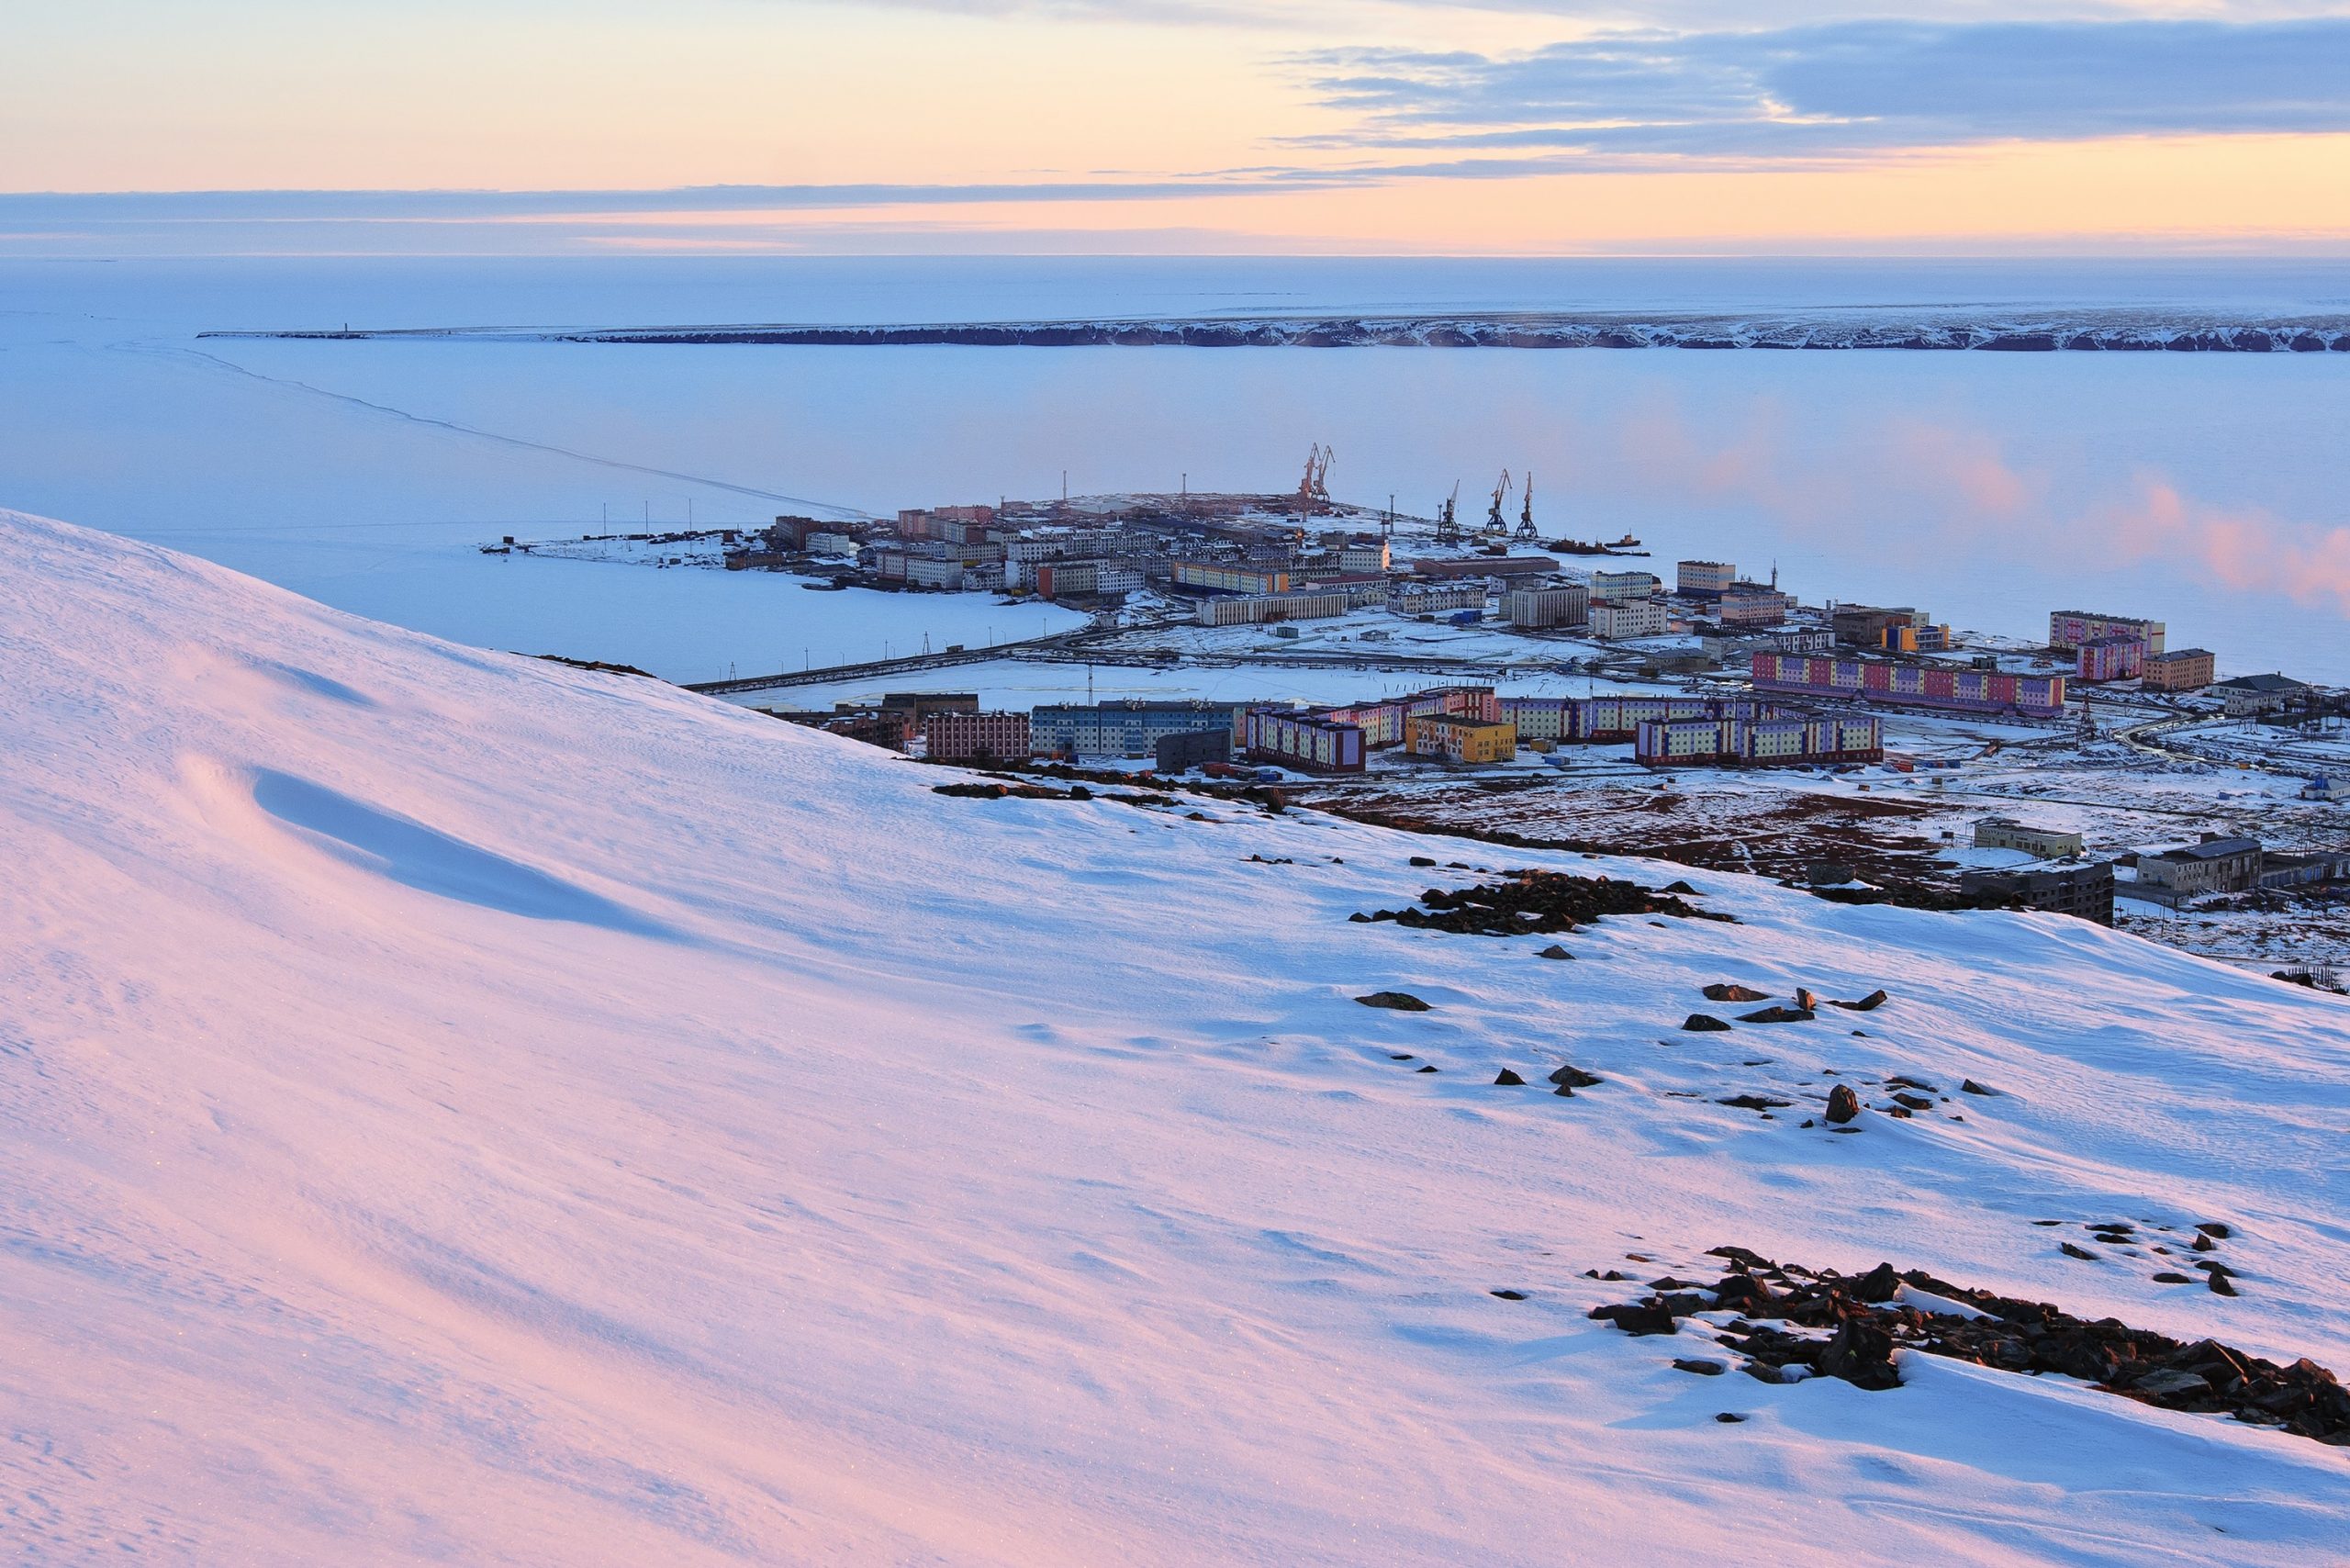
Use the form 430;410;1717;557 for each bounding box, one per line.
2143;647;2216;692
1192;588;1350;627
1591;569;1663;602
2076;636;2147;683
1406;714;1518;764
1634;713;1883;767
1752;653;2065;717
2049;610;2165;655
1243;709;1365;773
923;711;1033;763
1675;560;1738;599
1173;561;1291;596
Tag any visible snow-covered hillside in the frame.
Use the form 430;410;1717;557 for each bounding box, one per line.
3;510;2346;1566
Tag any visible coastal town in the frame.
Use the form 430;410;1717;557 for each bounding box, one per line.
493;460;2350;981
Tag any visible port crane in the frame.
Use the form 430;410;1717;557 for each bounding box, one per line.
1514;470;1539;542
1483;469;1511;539
1297;443;1334;509
1434;482;1461;546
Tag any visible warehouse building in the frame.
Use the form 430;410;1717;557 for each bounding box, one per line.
924;711;1033;764
1501;583;1590;630
2135;834;2264;897
1406;713;1518;765
2213;672;2311;717
1752;652;2066;717
2049;610;2165;656
1634;713;1883;767
2143;647;2217;692
1975;818;2085;859
1959;862;2115;925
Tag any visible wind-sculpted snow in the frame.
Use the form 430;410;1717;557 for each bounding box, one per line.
205;311;2350;352
3;508;2349;1565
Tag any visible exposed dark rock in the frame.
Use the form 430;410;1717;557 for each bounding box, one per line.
1356;870;1730;936
1357;991;1431;1011
1738;1005;1815;1024
1796;988;1820;1012
1490;1289;1528;1301
1550;1064;1604;1089
2062;1242;2098;1260
1682;1014;1733;1032
1892;1092;1933;1112
1536;944;1575;960
1961;1079;1997;1096
1590;1301;1679;1337
2153;1272;2193;1284
1703;983;1772;1002
1830;990;1890;1012
1416;1064;1439;1074
1674;1358;1727;1376
1409;856;1437;867
2196;1222;2233;1239
1494;1069;1528;1086
1825;1085;1861;1124
1715;1412;1747;1423
1663;880;1697;894
1590;1254;2350;1442
1719;1094;1794;1111
2192;1232;2217;1252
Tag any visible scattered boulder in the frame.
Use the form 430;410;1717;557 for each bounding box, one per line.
1682;1014;1733;1032
2152;1272;2192;1284
1663;880;1698;894
1550;1064;1604;1090
1719;1094;1794;1112
2196;1222;2233;1239
1829;989;1890;1012
2210;1273;2240;1297
1713;1273;1777;1314
2061;1242;2098;1260
1357;870;1730;937
1825;1085;1861;1124
1674;1358;1727;1376
1494;1069;1528;1086
1738;1005;1815;1025
1490;1289;1528;1301
1960;1079;1997;1096
1892;1092;1934;1112
1796;987;1820;1012
1851;1262;1901;1304
1589;1302;1679;1337
1714;1412;1747;1423
1409;856;1437;867
2191;1232;2217;1252
1536;944;1575;960
1817;1317;1901;1391
1357;991;1431;1012
1703;983;1772;1002
1416;1064;1439;1074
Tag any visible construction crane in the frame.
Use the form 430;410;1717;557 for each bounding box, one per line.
1514;470;1539;541
1483;469;1511;538
1435;482;1461;546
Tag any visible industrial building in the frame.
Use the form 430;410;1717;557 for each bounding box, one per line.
2134;834;2264;897
1974;818;2085;858
2143;647;2217;692
1501;583;1590;630
1958;863;2115;925
1590;599;1669;640
2049;610;2165;656
1633;713;1883;767
1831;606;1929;648
1243;708;1365;773
1408;556;1556;582
1406;713;1517;765
1752;652;2066;717
1676;560;1738;599
2213;672;2311;717
1591;569;1662;603
924;711;1033;764
1192;589;1350;627
1878;622;1955;654
1031;700;1251;759
1154;727;1234;772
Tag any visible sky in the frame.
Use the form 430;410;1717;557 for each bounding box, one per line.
5;0;2350;254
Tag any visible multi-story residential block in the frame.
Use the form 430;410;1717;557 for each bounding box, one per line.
2143;647;2216;692
1591;569;1663;602
1590;598;1669;639
2049;610;2165;655
2135;834;2264;896
2076;636;2146;683
1752;652;2065;717
1193;589;1349;627
1501;584;1590;630
1676;560;1738;599
1405;714;1517;765
923;711;1033;763
1633;714;1883;767
1032;700;1253;759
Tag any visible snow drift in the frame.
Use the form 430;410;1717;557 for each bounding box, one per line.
3;510;2347;1565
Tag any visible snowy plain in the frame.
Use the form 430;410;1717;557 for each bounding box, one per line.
4;509;2349;1564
